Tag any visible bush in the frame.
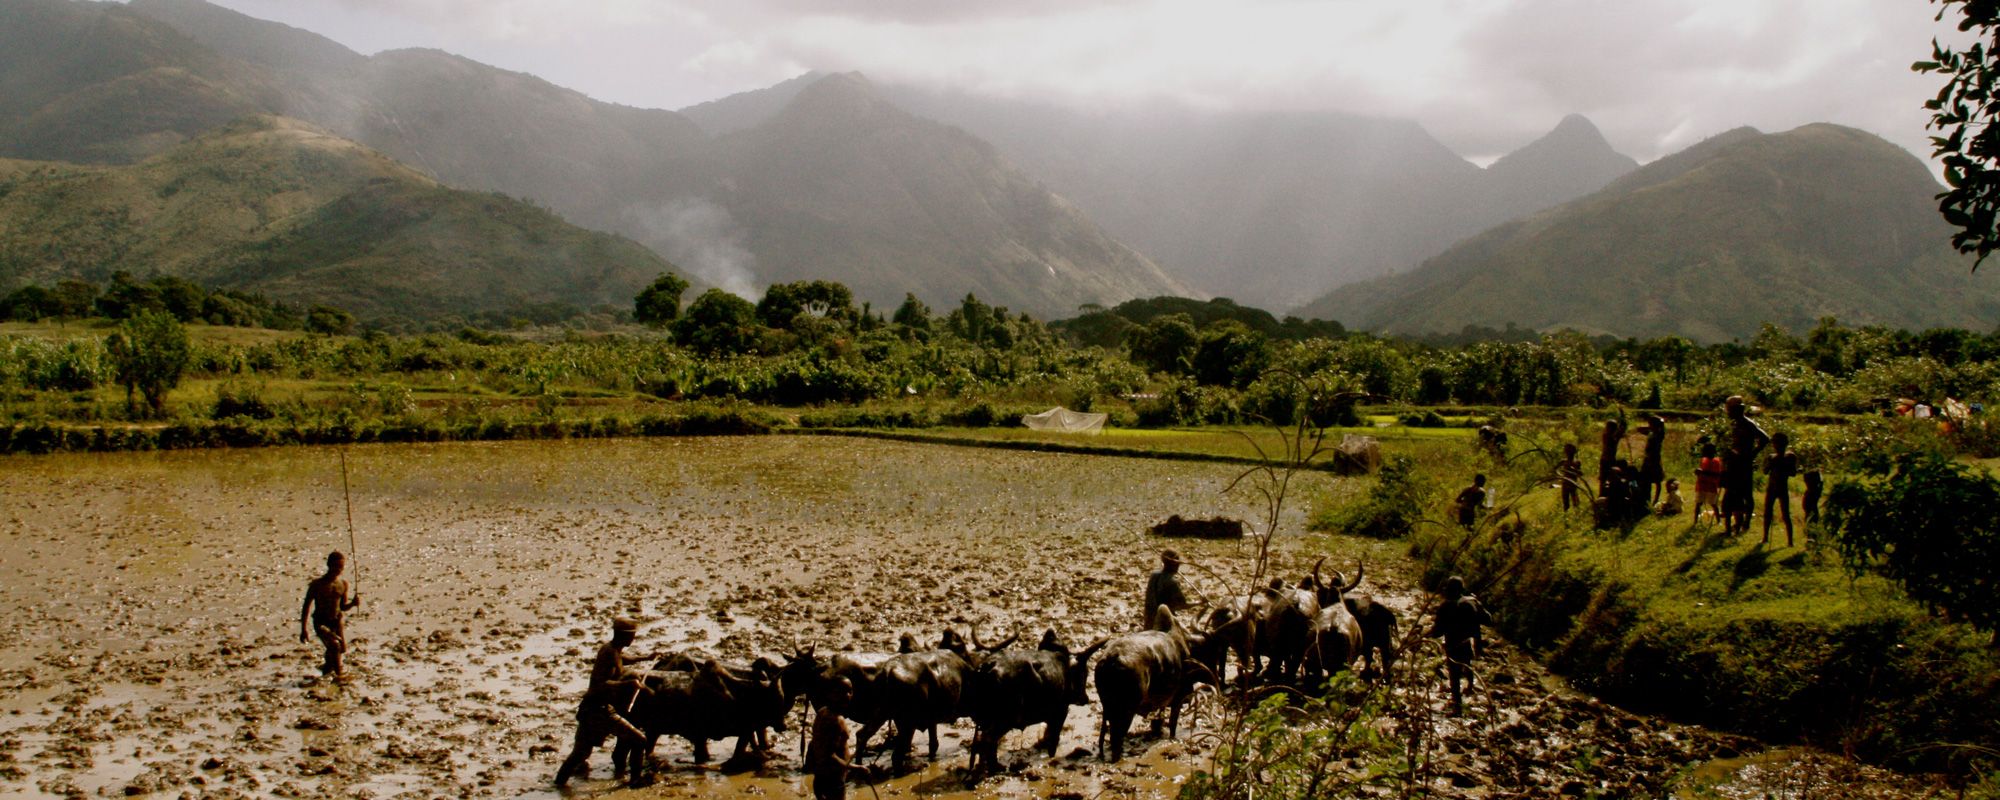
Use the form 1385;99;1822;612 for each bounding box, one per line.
1826;451;2000;637
106;311;191;417
1136;381;1242;427
1400;410;1448;428
212;382;277;420
1314;455;1431;538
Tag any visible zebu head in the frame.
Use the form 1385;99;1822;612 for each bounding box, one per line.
778;638;824;705
1064;635;1110;706
1308;557;1366;606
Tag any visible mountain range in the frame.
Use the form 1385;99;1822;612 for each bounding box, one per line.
0;0;1989;338
687;74;1642;310
1301;124;2000;340
0;115;673;321
0;0;1190;319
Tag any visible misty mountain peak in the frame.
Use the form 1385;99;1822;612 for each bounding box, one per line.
127;0;364;74
1478;113;1639;221
779;71;896;124
679;70;826;135
1551;112;1602;139
1492;114;1628;171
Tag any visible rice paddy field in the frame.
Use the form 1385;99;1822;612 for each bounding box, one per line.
0;436;1937;798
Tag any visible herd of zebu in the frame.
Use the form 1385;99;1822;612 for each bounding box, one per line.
607;559;1397;784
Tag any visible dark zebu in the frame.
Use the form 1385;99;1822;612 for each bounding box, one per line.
792;630;1013;772
1306;560;1398;681
618;654;787;785
1304;559;1365;684
965;630;1106;772
1096;605;1212;761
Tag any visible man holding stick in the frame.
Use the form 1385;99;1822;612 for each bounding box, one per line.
300;551;361;678
555;616;658;789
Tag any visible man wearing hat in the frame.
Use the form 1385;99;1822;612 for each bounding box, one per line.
1143;549;1192;629
555;616;658;788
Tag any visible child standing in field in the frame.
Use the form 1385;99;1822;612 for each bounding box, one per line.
1801;468;1824;523
807;678;853;800
1637;415;1668;506
1694;443;1724;523
1455;474;1487;529
1764;432;1798;547
1557;443;1583;512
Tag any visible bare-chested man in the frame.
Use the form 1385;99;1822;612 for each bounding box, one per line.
555;616;659;789
299;551;361;678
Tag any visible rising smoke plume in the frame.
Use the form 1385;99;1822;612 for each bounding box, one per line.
627;196;760;298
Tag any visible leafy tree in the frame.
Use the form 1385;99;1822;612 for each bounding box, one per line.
2;285;55;321
51;280;98;320
674;289;761;355
1050;307;1135;348
757;280;856;329
945;293;1013;347
202;291;261;326
1126;313;1199;375
1826;450;2000;637
891;293;932;330
96;272;161;319
1916;1;2000;266
105;311;191;417
152;276;207;321
306;305;356;335
1191;320;1268;388
633;272;691;327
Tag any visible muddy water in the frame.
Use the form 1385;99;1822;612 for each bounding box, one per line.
0;437;1937;799
0;437;1305;798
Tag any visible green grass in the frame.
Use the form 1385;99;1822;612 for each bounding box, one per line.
1388;426;2000;769
1;320;305;346
868;423;1476;462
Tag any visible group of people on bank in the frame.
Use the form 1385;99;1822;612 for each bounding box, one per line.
1456;396;1822;547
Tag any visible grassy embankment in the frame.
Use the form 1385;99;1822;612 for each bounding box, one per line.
1369;420;2000;776
808;418;2000;774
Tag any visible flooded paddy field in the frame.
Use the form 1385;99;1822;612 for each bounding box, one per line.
0;437;1937;798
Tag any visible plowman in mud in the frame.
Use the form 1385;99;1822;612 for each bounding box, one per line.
555;616;664;789
299;551;361;678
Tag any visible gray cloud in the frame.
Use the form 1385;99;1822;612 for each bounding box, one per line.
734;0;1146;24
200;0;1972;165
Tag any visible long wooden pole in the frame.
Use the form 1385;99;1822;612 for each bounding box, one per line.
339;448;359;594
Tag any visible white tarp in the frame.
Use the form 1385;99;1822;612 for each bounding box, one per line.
1022;406;1108;434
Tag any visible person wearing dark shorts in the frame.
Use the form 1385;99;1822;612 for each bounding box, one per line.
1455;474;1487;529
555;617;657;789
807;678;854;800
1637;414;1667;505
1721;397;1769;535
1763;433;1798;547
1429;576;1492;716
1557;443;1583;513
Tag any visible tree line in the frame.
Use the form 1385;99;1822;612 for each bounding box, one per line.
2;272;355;334
7;272;2000;436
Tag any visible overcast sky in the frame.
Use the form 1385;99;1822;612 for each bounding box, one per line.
187;0;1969;165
